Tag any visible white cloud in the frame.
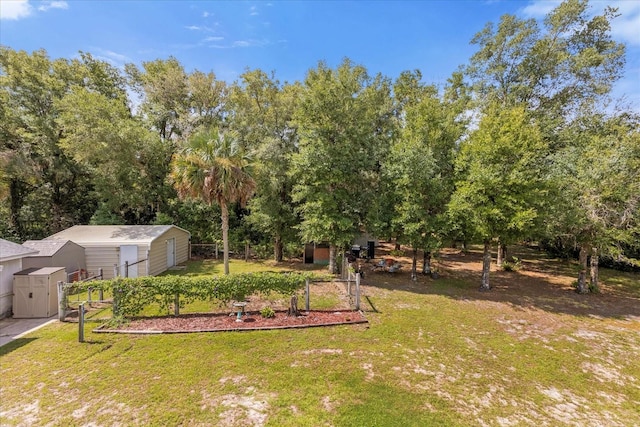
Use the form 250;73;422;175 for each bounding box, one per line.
250;5;258;16
0;0;33;20
0;0;68;20
203;11;210;18
521;1;562;18
521;0;640;47
204;36;224;42
608;0;640;47
38;1;67;12
186;25;201;30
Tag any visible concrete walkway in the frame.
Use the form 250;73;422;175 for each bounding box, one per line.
0;316;58;348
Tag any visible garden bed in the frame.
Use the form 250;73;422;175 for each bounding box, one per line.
94;309;367;334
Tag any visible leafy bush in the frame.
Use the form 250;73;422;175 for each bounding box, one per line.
260;306;276;318
501;257;521;272
75;272;312;318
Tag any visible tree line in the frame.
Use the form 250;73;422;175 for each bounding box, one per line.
1;0;638;291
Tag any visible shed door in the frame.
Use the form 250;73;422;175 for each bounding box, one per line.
166;238;176;268
119;245;139;278
13;282;31;318
30;275;49;317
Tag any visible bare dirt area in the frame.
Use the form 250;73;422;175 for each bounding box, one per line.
361;243;640;323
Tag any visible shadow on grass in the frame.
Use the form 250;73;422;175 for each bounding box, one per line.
0;337;37;355
361;244;640;321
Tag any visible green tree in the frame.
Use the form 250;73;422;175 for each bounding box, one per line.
0;48;126;239
57;88;172;224
292;59;393;273
229;69;301;261
126;57;189;142
449;105;548;290
386;72;467;279
548;112;640;293
466;0;625;124
170;128;256;274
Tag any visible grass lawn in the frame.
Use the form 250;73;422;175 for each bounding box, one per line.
1;246;639;426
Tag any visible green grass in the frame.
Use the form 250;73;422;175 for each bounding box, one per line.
2;252;639;426
161;258;299;277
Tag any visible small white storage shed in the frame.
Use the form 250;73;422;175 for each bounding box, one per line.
45;225;190;280
13;267;64;318
22;240;86;277
0;239;38;319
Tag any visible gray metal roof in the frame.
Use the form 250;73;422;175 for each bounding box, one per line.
0;238;38;262
15;267;66;275
22;240;81;257
45;225;189;245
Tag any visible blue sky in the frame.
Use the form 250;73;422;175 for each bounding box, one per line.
1;0;639;110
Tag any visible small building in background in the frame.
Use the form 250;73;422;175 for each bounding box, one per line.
12;267;64;318
45;225;191;279
304;242;330;265
22;240;86;279
0;239;38;319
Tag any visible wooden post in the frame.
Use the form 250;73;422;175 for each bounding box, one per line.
124;261;129;278
355;273;361;311
98;268;104;301
305;279;310;311
78;302;85;343
174;293;180;316
57;281;66;321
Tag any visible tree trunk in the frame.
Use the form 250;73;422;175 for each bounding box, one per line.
590;247;599;293
274;235;283;262
497;242;507;267
576;246;589;294
394;241;401;251
288;294;300;316
422;251;432;275
411;248;418;281
221;202;230;275
480;240;491;291
329;244;338;274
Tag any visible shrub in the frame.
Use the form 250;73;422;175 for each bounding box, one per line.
501;257;521;272
260;306;276;318
75;272;313;318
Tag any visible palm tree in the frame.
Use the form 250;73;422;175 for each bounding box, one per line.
171;128;255;274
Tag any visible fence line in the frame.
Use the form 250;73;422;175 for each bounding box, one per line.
113;258;148;278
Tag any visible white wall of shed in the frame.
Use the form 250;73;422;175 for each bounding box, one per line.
0;259;23;318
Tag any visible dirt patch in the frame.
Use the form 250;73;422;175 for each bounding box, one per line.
363;243;640;320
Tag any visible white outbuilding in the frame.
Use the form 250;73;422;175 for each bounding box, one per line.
0;239;38;318
45;225;191;280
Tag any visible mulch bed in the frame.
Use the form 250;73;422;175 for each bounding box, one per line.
94;310;368;334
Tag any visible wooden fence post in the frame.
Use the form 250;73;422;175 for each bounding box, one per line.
305;279;310;312
57;281;66;321
174;293;180;316
78;302;85;343
355;273;361;311
98;268;104;301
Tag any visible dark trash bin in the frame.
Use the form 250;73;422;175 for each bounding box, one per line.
351;245;361;258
